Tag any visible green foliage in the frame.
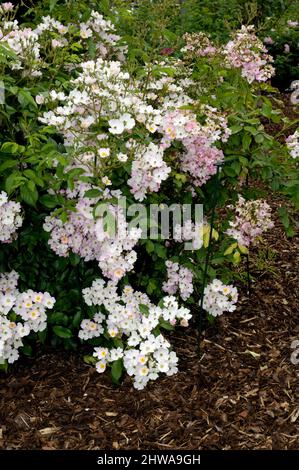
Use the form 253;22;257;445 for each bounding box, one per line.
179;0;245;41
111;358;123;384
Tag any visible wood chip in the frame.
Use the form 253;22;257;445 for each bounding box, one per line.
38;427;60;436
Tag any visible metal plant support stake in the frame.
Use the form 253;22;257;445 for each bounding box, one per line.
245;253;251;298
197;163;222;354
245;167;251;298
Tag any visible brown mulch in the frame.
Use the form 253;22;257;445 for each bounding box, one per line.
0;197;298;450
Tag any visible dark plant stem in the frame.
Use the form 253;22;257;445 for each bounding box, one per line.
76;261;85;315
246;253;251;298
197;163;221;355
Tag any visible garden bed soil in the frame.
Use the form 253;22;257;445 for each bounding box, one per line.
0;195;298;450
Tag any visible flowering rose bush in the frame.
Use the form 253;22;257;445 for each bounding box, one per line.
202;279;238;318
0;270;55;366
0;1;298;387
0;191;22;242
261;11;299;89
163;260;194;301
79;280;191;389
286;131;299;160
223;26;275;84
226;196;274;248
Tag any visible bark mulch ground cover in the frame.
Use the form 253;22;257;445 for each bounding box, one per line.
0;195;298;450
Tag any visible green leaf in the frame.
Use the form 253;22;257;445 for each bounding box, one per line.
233;251;241;264
72;310;83;328
244;125;258;136
60;210;68;223
231;161;241;174
261;103;272;119
229;125;243;134
146;240;154;254
88;38;97;59
53;326;72;338
0;43;18;61
153;66;175;77
103;210;116;237
111;358;123;384
206;313;216;324
48;311;67;324
139;303;150;316
159;319;174;331
49;0;59;12
113;338;124;349
39;194;59;208
0;360;8;372
224;242;238;255
18;89;38;109
223;166;237;177
278;207;290;229
20;344;32;357
23;169;44;187
163;29;177;43
1;142;20;154
254;134;264;144
69;252;81;266
0;159;17;172
146;278;158;295
155;244;167;258
20;182;38;206
38;329;47;344
5;172;20;194
285;226;296;238
238;244;249;255
84;189;102;198
83;355;97;365
242;134;252;151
